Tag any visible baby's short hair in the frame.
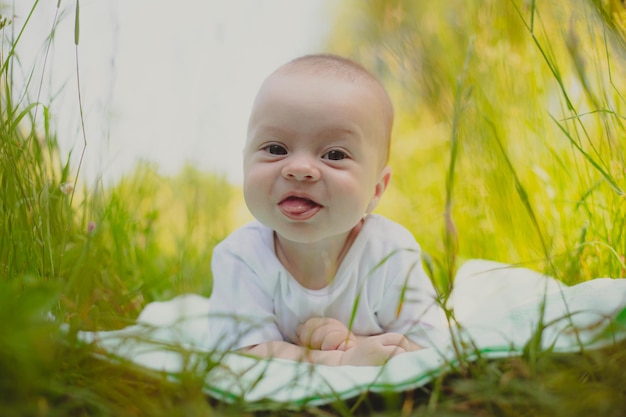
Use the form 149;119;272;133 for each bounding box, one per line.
282;54;382;84
274;54;394;165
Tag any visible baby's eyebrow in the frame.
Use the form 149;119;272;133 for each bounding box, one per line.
249;124;363;146
315;127;360;140
253;125;294;139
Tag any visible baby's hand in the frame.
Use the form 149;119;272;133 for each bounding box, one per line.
339;333;410;366
297;317;357;351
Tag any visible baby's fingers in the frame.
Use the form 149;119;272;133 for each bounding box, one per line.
297;317;325;346
372;333;410;352
298;318;354;350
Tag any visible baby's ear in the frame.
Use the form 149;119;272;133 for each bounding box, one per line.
366;166;392;213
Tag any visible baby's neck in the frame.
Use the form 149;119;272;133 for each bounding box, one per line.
274;220;364;290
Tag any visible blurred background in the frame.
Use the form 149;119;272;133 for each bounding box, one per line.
2;1;626;415
15;0;335;186
7;0;626;294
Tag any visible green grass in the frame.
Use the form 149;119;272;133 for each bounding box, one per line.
1;0;626;415
331;0;626;283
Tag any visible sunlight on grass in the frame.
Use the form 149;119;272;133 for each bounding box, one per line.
1;0;625;415
331;0;626;287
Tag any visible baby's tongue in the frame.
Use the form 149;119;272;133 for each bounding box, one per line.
279;197;319;215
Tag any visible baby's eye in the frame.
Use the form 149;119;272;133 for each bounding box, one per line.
323;149;347;161
265;144;287;155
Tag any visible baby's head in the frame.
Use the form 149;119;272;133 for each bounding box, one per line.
269;54;393;164
243;54;395;243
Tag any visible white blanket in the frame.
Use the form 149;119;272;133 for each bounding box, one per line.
79;259;626;408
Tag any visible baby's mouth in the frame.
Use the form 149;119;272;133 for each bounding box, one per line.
278;196;322;220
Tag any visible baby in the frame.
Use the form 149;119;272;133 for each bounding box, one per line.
208;54;445;366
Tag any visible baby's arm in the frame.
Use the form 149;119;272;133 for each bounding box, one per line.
240;341;343;366
240;332;412;366
240;317;419;366
297;317;423;352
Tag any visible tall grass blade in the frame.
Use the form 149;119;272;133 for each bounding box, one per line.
550;114;624;196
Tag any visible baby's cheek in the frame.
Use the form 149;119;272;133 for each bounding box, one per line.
243;176;266;206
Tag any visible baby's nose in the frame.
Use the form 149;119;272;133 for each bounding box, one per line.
281;156;321;181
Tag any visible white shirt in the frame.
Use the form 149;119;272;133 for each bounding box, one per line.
208;214;446;351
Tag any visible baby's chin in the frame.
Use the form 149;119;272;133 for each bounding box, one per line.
271;222;360;247
272;227;332;245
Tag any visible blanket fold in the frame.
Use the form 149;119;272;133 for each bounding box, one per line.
78;259;626;407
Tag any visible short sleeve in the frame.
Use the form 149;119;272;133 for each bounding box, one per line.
207;240;283;351
372;238;448;347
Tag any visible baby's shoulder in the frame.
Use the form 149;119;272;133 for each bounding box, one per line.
214;220;273;254
363;214;418;247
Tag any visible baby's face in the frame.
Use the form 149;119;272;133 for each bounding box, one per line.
243;71;390;245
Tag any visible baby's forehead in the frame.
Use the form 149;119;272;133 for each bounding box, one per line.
271;58;379;91
268;62;393;118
